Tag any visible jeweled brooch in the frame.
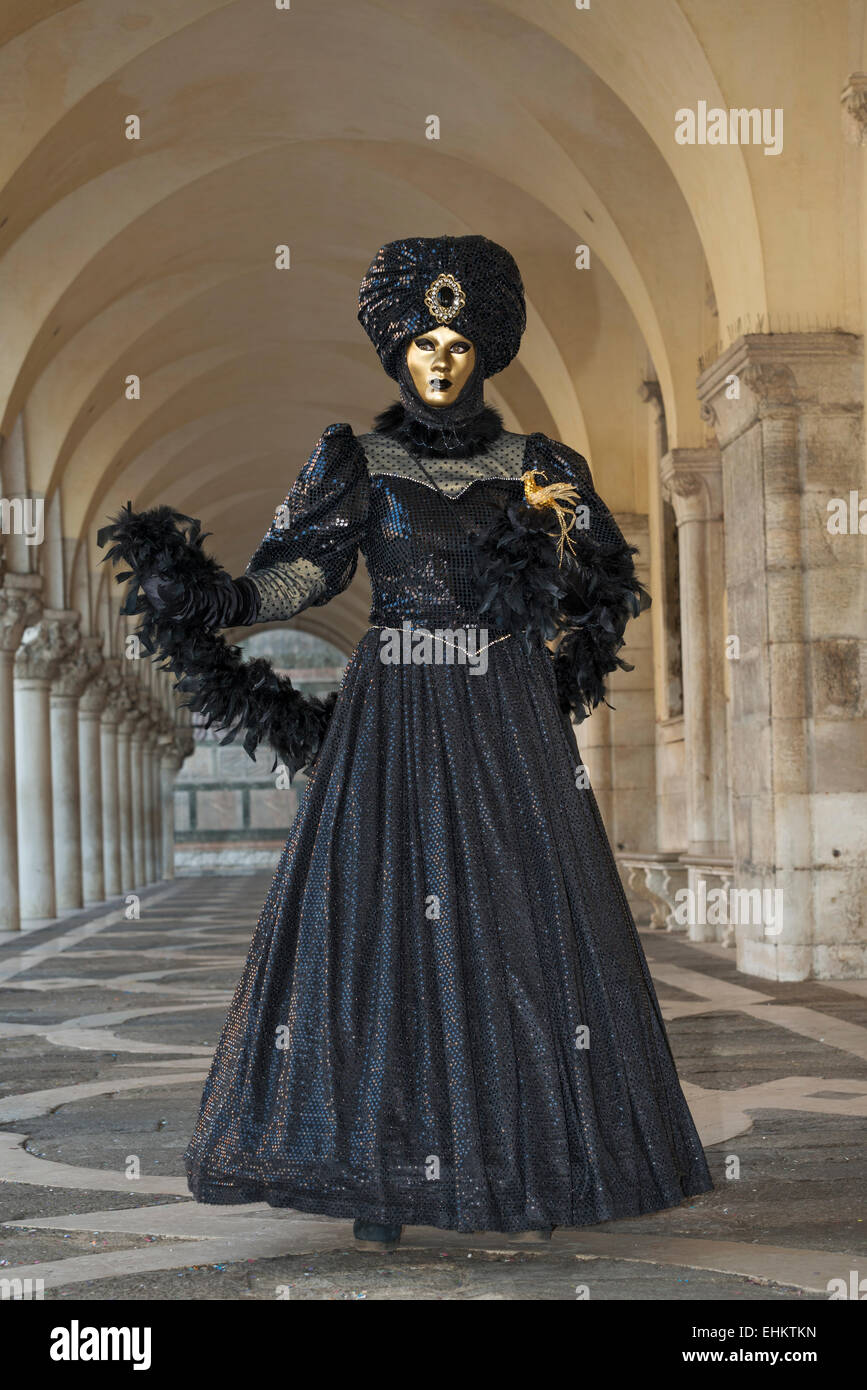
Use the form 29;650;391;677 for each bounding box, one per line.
424;272;466;325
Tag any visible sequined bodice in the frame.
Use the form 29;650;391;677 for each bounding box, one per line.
358;431;529;626
246;421;622;642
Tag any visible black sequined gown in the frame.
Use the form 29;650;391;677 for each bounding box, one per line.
183;421;713;1231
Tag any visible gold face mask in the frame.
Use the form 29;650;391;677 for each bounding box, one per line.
405;327;477;408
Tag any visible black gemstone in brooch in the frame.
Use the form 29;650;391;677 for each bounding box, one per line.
424;273;466;325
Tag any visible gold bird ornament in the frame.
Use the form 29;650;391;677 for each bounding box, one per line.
521;468;581;561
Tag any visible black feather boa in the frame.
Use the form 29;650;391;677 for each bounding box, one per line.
469;500;566;648
98;505;336;778
470;500;651;722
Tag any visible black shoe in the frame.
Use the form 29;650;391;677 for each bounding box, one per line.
353;1218;403;1252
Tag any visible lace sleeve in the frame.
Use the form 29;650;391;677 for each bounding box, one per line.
247;423;370;621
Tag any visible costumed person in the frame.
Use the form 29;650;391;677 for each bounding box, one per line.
100;235;713;1251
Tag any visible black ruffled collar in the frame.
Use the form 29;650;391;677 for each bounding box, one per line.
372;400;504;459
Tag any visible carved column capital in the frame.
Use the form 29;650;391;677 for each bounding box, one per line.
128;689;155;740
0;579;42;654
638;378;663;417
154;708;176;741
99;659;127;724
53;630;103;701
143;697;169;748
739;360;798;410
173;729;195;763
697;332;860;447
638;378;668;456
659;448;723;525
841;72;867;145
78;639;111;715
15;610;79;682
111;672;141;733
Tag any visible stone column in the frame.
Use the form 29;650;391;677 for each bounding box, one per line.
100;663;126;898
660;448;729;859
579;700;614;830
159;743;182;881
841;74;867;469
640;380;686;858
78;647;109;905
142;724;158;884
0;579;42;931
611;515;655;853
14;612;75;920
117;703;136;893
578;512;656;853
50;626;93;913
151;714;172;880
129;709;148;887
698;332;865;980
151;712;167;880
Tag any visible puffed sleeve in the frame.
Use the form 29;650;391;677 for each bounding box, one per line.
529;432;650;721
246;423;370;622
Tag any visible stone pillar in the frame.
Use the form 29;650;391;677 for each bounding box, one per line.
78;649;109;905
129;713;148;887
639;379;682;724
640;380;686;858
151;717;171;879
578;514;656;855
14;613;75;920
50;627;93;913
660;448;729;859
0;579;42;931
579;701;614;831
698;332;865;980
151;715;166;879
159;742;184;881
841;74;867;469
100;663;126;898
142;727;157;884
610;515;655;853
117;706;136;893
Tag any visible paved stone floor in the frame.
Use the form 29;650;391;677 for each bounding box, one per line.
1;873;865;1301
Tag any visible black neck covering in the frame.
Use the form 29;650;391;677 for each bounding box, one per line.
373;353;504;459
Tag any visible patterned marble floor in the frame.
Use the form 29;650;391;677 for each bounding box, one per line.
1;874;865;1301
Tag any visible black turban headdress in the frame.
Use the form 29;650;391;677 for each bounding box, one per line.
358;235;526;382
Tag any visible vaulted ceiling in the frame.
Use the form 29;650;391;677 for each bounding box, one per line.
0;0;861;650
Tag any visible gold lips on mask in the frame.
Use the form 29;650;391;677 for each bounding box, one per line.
405;327;477;408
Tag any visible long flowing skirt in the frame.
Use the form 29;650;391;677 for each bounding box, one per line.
184;628;713;1231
